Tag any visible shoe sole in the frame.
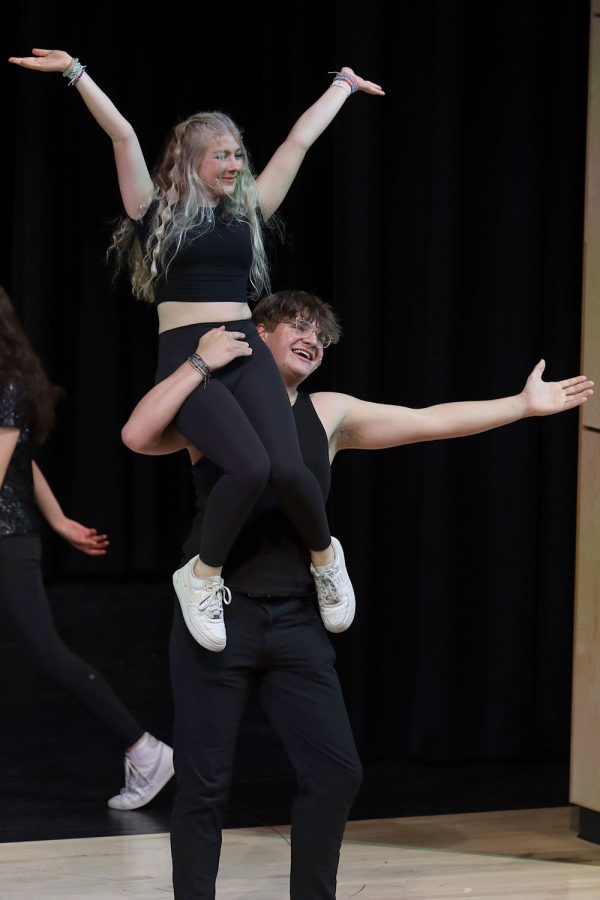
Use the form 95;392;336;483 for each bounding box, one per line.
173;564;226;652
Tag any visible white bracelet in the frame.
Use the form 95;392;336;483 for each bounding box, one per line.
331;80;352;96
63;57;86;87
328;70;357;95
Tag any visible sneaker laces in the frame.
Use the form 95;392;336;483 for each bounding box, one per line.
315;570;347;606
195;583;232;619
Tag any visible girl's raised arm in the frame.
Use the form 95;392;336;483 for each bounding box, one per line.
8;48;154;218
256;67;384;221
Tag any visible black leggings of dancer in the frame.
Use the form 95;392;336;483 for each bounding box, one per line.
0;535;144;748
155;320;331;568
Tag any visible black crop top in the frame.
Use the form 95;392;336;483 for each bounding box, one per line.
0;377;39;537
182;391;331;597
135;204;253;304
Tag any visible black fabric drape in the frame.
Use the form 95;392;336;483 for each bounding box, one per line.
1;0;590;763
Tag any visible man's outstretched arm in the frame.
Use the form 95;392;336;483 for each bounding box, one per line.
314;360;593;455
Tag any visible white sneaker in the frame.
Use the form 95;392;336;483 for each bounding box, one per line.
107;737;174;811
172;556;232;652
310;536;356;633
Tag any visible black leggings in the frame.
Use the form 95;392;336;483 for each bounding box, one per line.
0;534;144;748
156;320;331;568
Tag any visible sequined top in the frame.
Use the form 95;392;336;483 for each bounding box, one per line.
0;377;39;536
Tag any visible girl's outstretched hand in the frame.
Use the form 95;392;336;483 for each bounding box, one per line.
8;48;73;73
341;66;385;96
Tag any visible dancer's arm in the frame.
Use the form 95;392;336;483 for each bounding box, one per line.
122;326;253;455
312;360;593;457
8;49;154;218
122;366;203;456
0;428;20;491
256;67;384;220
32;462;109;555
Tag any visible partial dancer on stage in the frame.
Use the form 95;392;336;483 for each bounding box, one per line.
122;289;593;899
8;49;384;653
0;286;173;811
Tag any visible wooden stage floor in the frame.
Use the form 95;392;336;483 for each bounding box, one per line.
2;806;600;899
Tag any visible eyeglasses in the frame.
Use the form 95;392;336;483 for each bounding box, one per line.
287;317;332;349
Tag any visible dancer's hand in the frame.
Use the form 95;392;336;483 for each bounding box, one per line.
55;518;110;556
196;326;253;371
8;48;73;74
520;360;593;416
340;66;385;96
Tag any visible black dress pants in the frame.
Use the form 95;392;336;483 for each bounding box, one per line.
169;592;363;900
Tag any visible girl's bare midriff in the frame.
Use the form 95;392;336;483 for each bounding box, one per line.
157;301;252;333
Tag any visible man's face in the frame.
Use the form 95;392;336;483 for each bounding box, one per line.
257;319;324;387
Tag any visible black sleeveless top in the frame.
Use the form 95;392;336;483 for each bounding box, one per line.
182;391;330;596
0;377;39;537
135;203;253;304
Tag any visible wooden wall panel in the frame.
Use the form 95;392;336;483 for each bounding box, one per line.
572;429;600;808
571;0;600;814
582;2;600;429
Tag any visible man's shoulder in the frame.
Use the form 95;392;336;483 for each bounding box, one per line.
307;391;356;441
309;390;357;409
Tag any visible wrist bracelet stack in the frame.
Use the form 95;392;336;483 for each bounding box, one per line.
63;57;86;87
187;353;212;389
329;70;357;95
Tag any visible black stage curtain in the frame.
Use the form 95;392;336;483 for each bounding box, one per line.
1;1;590;764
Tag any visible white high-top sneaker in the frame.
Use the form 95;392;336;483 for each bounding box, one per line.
108;735;174;811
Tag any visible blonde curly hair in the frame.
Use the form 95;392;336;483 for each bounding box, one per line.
110;112;270;303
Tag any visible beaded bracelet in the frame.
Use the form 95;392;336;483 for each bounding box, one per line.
188;353;212;389
329;70;358;95
63;57;87;87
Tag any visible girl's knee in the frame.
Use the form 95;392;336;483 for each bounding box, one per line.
270;461;306;491
236;455;270;496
